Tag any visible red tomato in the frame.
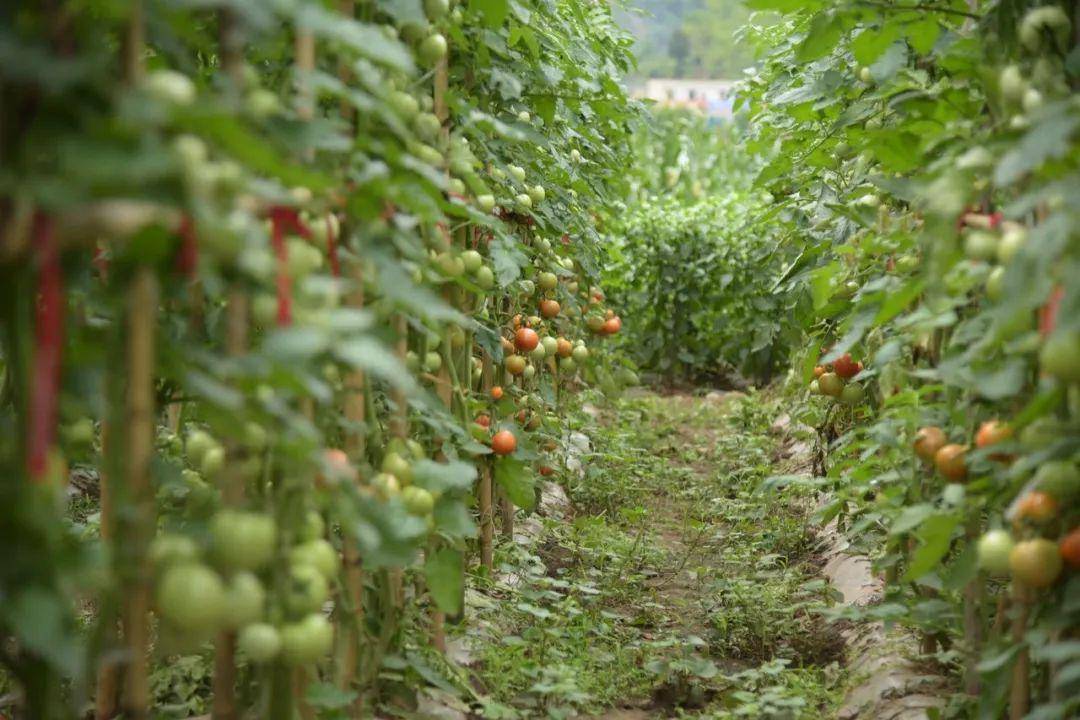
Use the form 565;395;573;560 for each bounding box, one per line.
514;327;540;352
491;430;517;456
934;444;968;481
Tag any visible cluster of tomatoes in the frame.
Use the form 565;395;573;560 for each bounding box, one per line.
809;352;866;406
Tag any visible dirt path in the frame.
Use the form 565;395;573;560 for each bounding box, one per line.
457;390;849;719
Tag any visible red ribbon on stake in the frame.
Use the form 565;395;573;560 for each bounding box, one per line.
28;212;64;481
268;205;312;327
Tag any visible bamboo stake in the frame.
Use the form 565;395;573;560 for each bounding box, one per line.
94;417;119;720
962;515;983;695
479;350;494;570
1009;582;1031;720
120;267;157;720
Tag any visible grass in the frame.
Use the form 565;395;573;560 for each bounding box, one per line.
460;388;848;718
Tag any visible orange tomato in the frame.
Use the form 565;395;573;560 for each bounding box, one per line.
934;444;968;481
491;430;517;456
914;427;947;463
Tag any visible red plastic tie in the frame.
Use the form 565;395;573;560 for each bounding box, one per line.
269;206;312;327
326;215;340;278
176;214;199;278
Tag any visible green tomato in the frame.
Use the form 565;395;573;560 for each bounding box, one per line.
424;351;443;374
186;429;217;466
839;383;865;405
401;486;435;516
997;226;1027;264
200;445;226;478
1032;461;1080;501
156;563;226;632
964;231;999;262
542;336;558;356
63;417;96;447
290;539;340;580
223;571;266;629
414;112;442;141
537;272;558;291
149;533;200;570
516;193;533;210
280;613;334;666
476;195;496;213
530;344;547;361
418;33;448;66
572;345;589;363
211;511;278;572
382;451;414;484
298;510;326;542
523;364;537;380
143;69;196;106
528;185;546;204
238;623;281;663
461;250;483;273
475;265;495;290
424;0;450;20
508;165;526;182
1040;330;1080;383
986;266;1005;302
389;90;420;117
977;530;1015;575
285;564;330;616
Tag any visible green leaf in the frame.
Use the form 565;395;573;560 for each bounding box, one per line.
851;25;902;66
874;279;924;325
902;513;960;581
797;14;843;63
424;548;464;615
995;109;1080;186
470;0;509;29
494;456;535;510
904;16;941;55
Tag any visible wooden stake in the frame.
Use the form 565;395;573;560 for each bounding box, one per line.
1009;582;1031;720
94;420;119;720
120;267;157;720
962;515;983;695
479;351;494;571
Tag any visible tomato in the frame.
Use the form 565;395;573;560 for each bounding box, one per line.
460;250;483;273
424;351;443;373
542;336;559;356
934;444;968;481
1011;491;1059;525
1009;539;1064;588
371;472;400;500
809;379;820;394
586;314;606;332
914;427;947;463
186;429;217;466
285;563;330;616
833;353;861;379
839;383;864;405
813;365;826;378
975;420;1012;449
500;337;514;353
528;185;545;204
475;414;491;428
402;486;435;516
298;510;325;542
539;466;554;477
986;266;1005;301
150;534;200;569
977;529;1015;575
381;451;414;484
602;316;622;335
156;563;226;632
417;33;448;66
211;511;278;571
491;430;517;456
572;345;589;363
818;372;844;398
491;386;504;401
200;445;225;478
319;448;357;487
238;623;282;663
289;539;340;579
1040;330;1080;383
1060;528;1080;569
515;327;540;352
1032;461;1080;501
280;613;334;666
505;354;527;375
539;299;560;318
223;571;266;629
538;272;558;291
556;338;573;358
964;230;999;262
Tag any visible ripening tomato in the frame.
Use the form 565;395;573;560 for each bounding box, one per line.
833;353;862;379
602;316;622;335
505;354;527;375
914;427;947;463
515;327;540;352
813;366;826;378
491;430;517;456
475;414;491;428
539;299;561;318
1012;491;1059;525
1009;539;1064;588
975;420;1013;449
1060;528;1080;569
491;386;504;400
934;444;968;481
556;338;573;358
319;448;357;487
818;372;844;398
539;466;554;477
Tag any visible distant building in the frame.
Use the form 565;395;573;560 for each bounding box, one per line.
634;78;737;119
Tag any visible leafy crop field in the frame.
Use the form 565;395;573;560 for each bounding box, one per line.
0;1;1078;719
